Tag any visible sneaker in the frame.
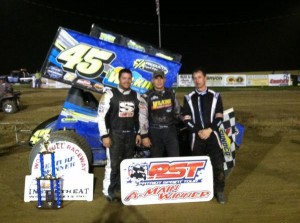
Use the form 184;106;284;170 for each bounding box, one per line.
215;192;227;204
105;194;121;202
115;189;121;198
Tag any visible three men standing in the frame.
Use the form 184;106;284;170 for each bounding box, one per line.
98;67;227;204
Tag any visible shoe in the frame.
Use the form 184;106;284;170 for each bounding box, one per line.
105;194;121;202
115;189;121;198
215;192;227;204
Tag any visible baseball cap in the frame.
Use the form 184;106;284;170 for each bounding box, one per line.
153;70;165;78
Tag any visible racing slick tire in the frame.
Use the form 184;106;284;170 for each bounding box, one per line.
2;100;18;113
28;130;92;172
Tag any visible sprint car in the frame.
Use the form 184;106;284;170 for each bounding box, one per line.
28;25;242;177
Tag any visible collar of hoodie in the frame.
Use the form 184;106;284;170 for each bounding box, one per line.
195;88;207;96
117;85;131;95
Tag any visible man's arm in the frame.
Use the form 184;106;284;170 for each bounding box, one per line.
172;89;181;120
138;93;149;138
211;94;224;131
97;90;113;139
182;95;202;133
138;93;152;147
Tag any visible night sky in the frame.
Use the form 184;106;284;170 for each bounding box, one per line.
1;0;300;75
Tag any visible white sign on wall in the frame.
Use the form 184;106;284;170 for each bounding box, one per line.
207;74;225;86
246;75;269;86
223;74;247;87
268;74;290;86
177;74;193;87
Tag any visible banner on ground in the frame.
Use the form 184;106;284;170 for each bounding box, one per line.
41;27;182;94
120;156;213;205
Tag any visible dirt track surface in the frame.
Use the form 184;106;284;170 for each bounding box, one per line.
1;87;300;223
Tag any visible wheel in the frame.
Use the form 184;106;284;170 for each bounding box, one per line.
28;130;93;173
2;100;18;113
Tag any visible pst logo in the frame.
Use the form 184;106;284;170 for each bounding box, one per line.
148;161;206;180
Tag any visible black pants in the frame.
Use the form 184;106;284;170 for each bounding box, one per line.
149;125;180;157
192;132;225;193
108;131;135;196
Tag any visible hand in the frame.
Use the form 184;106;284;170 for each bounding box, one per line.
142;137;152;148
198;128;213;140
136;134;142;145
102;137;112;148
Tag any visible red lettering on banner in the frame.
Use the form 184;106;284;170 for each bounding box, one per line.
33;158;40;170
144;185;180;196
270;79;288;84
159;190;210;200
148;161;206;179
124;185;211;202
124;191;139;201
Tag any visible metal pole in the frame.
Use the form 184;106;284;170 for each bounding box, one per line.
156;0;161;48
158;13;161;48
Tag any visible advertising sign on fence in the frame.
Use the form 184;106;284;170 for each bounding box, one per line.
268;74;290;86
224;74;247;87
207;74;225;86
246;75;269;86
178;74;247;87
177;74;193;87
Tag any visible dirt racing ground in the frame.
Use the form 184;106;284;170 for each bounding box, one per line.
0;86;300;223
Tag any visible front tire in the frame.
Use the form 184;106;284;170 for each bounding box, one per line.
28;130;92;172
2;100;18;113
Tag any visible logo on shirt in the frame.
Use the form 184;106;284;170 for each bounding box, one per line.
151;99;172;110
119;101;135;117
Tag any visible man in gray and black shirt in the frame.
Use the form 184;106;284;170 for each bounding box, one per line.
141;70;181;157
98;68;147;202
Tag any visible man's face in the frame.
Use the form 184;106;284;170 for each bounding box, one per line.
119;72;132;90
152;76;165;91
193;71;207;90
